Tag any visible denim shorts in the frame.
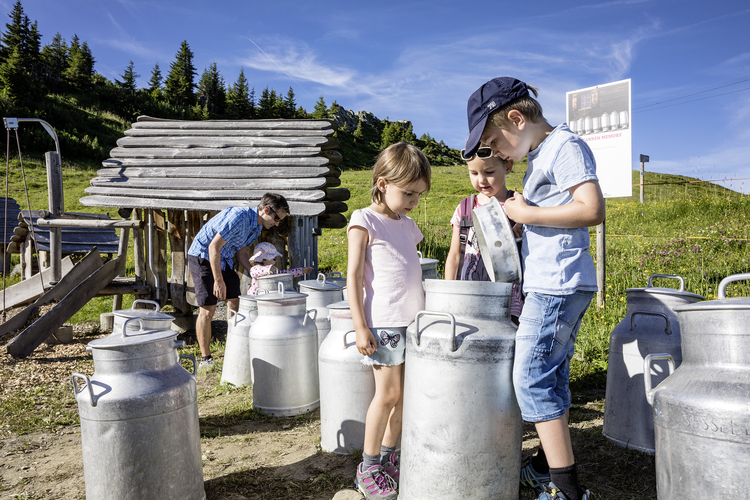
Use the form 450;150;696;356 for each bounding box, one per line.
513;291;593;422
362;327;407;367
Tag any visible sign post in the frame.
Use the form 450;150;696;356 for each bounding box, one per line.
639;154;650;203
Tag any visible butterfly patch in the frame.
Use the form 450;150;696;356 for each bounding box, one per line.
379;331;401;348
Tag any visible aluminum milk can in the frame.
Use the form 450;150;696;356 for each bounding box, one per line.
603;274;704;453
298;273;344;346
220;294;258;387
255;272;294;293
249;282;320;416
326;271;348;299
417;251;440;280
646;273;750;499
318;300;376;454
400;279;522;500
112;299;174;335
72;318;204;500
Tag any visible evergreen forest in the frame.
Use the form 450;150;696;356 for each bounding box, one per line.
0;1;462;167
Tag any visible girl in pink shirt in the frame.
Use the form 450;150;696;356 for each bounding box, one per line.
348;142;431;500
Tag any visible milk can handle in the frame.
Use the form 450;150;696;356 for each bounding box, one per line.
179;354;197;375
718;273;750;299
342;329;357;349
417;251;423;259
277;281;286;295
227;309;245;327
121;317;145;337
131;299;161;311
647;274;685;292
317;273;327;285
71;373;96;407
328;271;343;279
644;353;675;406
303;308;318;326
630;311;672;335
414;310;457;352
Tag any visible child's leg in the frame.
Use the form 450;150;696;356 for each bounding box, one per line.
363;363;405;458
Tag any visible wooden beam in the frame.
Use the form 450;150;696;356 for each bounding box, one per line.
133;116;335;130
84;186;325;202
80;195;326;216
6;256;120;359
36;218;145;229
323;188;352;202
89;176;326;190
319;214;348;229
101;157;330;168
96;165;334;179
0;256;74;309
116;136;329;149
167;210;186;313
108;146;321;159
124;128;334;138
132;209;145;286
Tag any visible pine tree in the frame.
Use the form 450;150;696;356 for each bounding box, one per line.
40;32;67;89
116;60;139;93
284;87;296;119
248;87;256;118
81;41;95;78
164;40;197;107
353;120;364;141
381;122;401;149
258;87;272;118
312;95;328;119
0;45;29;104
196;62;226;116
62;34;88;90
148;62;162;95
226;68;250;119
0;1;25;63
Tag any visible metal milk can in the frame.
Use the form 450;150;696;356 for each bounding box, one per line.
220;294;258;387
298;273;344;346
600;112;610;131
72;318;204;500
603;274;704;453
326;271;348;299
112;299;174;335
646;273;750;499
318;300;376;454
255;272;294;293
249;282;319;416
417;251;440;280
400;279;522;500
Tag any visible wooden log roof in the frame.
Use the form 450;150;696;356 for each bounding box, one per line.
11;211;119;255
79;116;351;223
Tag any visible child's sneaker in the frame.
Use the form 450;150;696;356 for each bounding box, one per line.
381;452;400;486
520;456;551;493
536;482;592;500
356;462;398;499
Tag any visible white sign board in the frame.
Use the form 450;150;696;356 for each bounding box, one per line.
566;79;632;198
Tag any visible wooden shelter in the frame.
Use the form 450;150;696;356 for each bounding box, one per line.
78;116;350;315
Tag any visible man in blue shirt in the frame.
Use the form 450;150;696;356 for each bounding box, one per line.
187;193;289;369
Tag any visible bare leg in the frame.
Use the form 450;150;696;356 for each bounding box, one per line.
534;409;573;468
381;363;405;448
196;304;217;357
362;364;404;457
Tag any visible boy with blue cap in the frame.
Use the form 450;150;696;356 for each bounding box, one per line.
464;77;605;500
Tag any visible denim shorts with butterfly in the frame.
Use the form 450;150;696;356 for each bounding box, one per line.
362;327;407;366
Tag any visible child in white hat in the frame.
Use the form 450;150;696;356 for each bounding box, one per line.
247;241;312;295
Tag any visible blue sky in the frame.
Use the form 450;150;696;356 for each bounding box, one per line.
7;0;750;194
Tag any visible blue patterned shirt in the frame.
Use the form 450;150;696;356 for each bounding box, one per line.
188;207;261;270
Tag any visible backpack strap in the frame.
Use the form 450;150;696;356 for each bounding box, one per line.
457;195;475;279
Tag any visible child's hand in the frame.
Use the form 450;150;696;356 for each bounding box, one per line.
503;193;528;223
268;265;278;274
302;266;313;274
512;223;523;238
355;327;377;356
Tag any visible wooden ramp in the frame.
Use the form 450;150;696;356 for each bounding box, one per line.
3;248;122;359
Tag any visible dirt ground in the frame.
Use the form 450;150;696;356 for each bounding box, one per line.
0;306;658;500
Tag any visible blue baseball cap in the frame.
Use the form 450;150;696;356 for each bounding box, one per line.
464;77;530;159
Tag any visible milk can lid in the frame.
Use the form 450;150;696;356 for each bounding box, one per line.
239;294;258;302
471;197;522;284
625;274;704;300
89;323;176;348
328;300;350;310
112;299;174;321
674;273;750;312
417;251;439;265
254;282;308;301
298;273;344;291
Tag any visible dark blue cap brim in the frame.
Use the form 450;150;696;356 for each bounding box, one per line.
464;114;488;159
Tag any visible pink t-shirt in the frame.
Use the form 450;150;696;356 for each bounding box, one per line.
348;207;425;328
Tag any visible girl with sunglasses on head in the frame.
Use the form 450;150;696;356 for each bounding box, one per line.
445;146;525;324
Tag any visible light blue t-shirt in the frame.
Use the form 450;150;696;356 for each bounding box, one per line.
521;123;599;295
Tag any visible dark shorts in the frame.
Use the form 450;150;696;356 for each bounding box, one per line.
188;254;241;307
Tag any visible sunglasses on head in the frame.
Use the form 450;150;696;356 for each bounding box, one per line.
460;146;494;160
268;207;282;222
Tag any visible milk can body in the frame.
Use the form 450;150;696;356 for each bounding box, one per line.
112;299;174;335
647;274;750;499
326;271;348;300
220;294;257;387
298;273;344;346
255;272;294;293
400;279;522;500
72;320;204;500
417;251;440;280
319;301;376;454
603;275;703;453
249;283;319;416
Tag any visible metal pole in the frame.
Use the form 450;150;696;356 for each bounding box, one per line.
596;221;606;308
639;154;649;204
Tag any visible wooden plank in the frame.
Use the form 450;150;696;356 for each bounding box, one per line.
319;150;343;166
84;186;325;202
101;157;330;168
109;146;321;159
134;116;335;130
80;195;326;216
323;188;352;202
13;227;28;236
6;256;120;359
149;209;168;307
36;218;143;229
132;209;145;286
185;211;201;307
96;166;332;179
168;210;186;312
124;128;334;138
33;243;119;254
0;256;75;309
325;176;342;188
319;213;348;229
98;284;151;296
321;136;339;150
89;176;327;190
1;250;102;341
30;232;119;246
116;136;329;149
324;201;348;214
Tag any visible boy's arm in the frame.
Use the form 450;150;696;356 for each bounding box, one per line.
444;224;462;280
503;180;605;229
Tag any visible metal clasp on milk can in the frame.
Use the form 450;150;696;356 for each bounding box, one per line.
72;317;205;500
220;294;258;387
645;273;750;499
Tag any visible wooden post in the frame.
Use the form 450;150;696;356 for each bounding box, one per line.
111;225;131;314
132;209;145;286
146;209;168;307
596;221;606;308
639;154;649;204
185;211;202;307
22;239;33;280
167;209;186;312
287;215;318;284
44;151;63;282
